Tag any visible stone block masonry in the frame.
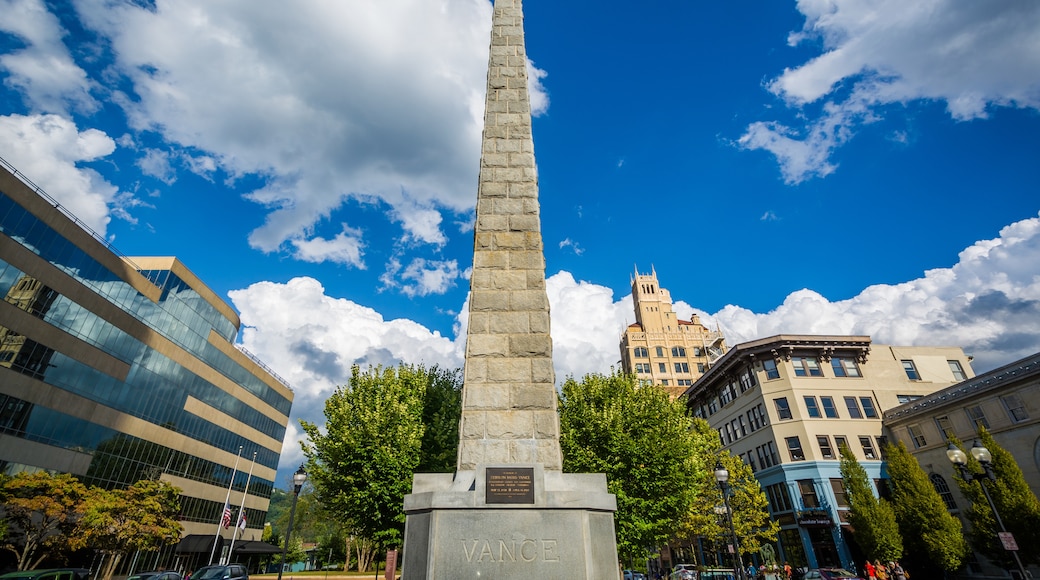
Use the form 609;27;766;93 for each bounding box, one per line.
456;0;561;472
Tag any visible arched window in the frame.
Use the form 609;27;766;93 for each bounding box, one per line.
929;473;957;510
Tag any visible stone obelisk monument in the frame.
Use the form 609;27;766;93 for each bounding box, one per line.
401;1;619;578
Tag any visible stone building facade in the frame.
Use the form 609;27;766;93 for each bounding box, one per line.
619;267;727;399
885;351;1040;577
681;334;973;570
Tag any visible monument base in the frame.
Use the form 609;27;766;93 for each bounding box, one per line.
402;464;619;580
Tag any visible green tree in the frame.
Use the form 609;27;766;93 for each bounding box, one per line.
301;364;430;553
75;479;183;580
559;372;717;565
679;420;779;559
415;366;463;473
1;471;88;570
839;444;902;562
886;441;969;572
952;430;1040;566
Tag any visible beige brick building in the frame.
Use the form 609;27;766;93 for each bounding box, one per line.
884;351;1040;578
680;334;973;571
619;267;727;399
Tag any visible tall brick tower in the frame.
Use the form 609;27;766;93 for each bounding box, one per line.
456;0;561;472
402;2;618;577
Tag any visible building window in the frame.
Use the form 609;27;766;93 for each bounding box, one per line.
805;396;821;418
831;357;862;377
786;436;805;461
1002;394;1029;422
697;363;706;373
633;347;648;358
693;347;702;356
708;399;718;415
775;397;793;420
821;396;839;418
798;479;819;508
834;436;849;453
763;359;780;380
902;360;921;380
634;363;650;373
671;346;686;357
966;405;990;430
817;435;834;459
720;384;735;405
767;440;779;465
793;357;823;377
738;415;748;437
739;370;756;392
844;396;863;419
908;424;927;448
658;362;667;373
757;446;769;469
897;394;921;404
860;397;878;419
830;478;849;507
677;379;692;386
860;436;877;459
674;362;690;373
948;360;967;381
639;379;652;387
929;473;957;510
766;483;793;512
661;379;669;386
935;416;955;440
655;346;665;357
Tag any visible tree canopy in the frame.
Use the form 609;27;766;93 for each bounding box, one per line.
839;444;902;562
952;430;1040;566
301;363;461;553
75;480;183;580
558;372;776;565
885;441;969;572
1;471;87;570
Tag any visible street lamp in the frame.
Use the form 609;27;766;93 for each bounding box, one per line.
946;441;1028;580
715;461;746;580
277;465;308;580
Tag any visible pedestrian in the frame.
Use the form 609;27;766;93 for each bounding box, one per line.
746;564;757;579
864;560;876;580
875;560;888;580
891;561;906;580
784;561;792;580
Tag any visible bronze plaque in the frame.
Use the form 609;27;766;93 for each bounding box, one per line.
485;467;535;504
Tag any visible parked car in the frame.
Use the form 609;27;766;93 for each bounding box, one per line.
128;571;183;580
802;569;863;580
670;564;698;580
0;570;90;580
190;565;248;580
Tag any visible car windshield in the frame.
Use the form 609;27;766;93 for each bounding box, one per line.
826;570;858;578
193;569;228;580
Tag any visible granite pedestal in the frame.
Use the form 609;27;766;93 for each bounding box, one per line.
402;464;619;579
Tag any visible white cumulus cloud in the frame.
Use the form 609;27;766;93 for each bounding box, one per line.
742;0;1040;182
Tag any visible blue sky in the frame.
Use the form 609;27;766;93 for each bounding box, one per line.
2;0;1039;486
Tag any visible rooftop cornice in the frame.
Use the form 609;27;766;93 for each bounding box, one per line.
884;351;1040;421
682;334;872;400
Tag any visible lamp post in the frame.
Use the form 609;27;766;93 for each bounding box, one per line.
277;465;308;580
947;441;1028;580
715;461;746;580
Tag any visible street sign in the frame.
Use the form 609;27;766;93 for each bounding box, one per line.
999;531;1019;551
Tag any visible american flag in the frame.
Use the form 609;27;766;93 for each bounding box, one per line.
220;502;232;529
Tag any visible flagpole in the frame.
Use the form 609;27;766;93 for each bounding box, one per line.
226;451;257;564
210;446;243;565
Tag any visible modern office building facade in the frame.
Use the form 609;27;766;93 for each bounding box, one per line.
682;334;974;570
619;267;727;399
884;351;1040;577
0;160;293;565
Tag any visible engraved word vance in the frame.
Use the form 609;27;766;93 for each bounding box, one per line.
461;538;560;563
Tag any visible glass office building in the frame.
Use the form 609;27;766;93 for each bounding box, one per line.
0;159;293;558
